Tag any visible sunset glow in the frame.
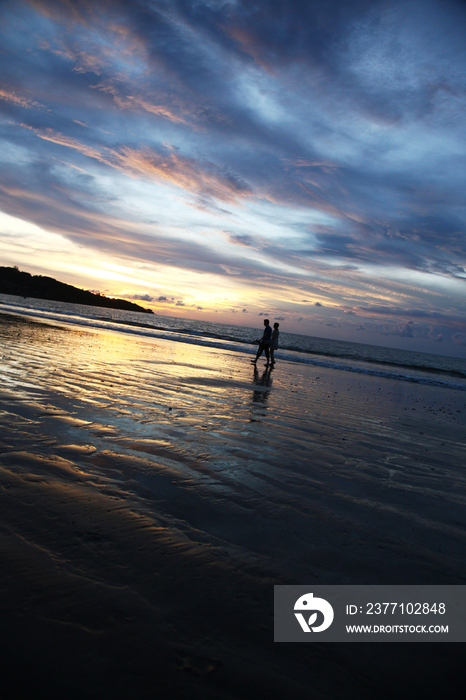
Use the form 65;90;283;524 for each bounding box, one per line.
0;0;465;355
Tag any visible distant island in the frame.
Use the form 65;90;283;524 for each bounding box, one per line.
0;266;154;314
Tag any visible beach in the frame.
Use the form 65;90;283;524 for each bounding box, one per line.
1;311;465;698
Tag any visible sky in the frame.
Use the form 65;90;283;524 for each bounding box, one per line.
0;0;465;357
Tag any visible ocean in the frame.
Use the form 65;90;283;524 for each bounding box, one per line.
1;292;465;391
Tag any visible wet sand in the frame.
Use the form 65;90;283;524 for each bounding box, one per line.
1;312;465;698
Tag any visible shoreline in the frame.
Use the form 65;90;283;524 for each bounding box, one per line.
1;312;465;697
2;297;466;374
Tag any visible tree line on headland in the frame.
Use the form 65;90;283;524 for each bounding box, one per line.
0;266;154;314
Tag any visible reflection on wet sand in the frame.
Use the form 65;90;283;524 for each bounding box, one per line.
251;365;273;405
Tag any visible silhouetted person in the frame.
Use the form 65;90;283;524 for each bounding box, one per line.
270;322;279;366
252;319;272;365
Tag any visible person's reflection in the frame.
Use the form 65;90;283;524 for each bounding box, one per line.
250;365;273;418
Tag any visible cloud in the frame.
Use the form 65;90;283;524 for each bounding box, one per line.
126;293;154;301
23;125;253;203
3;0;465;282
115;95;192;126
0;0;466;355
384;320;416;338
226;232;258;247
115;146;253;202
353;305;466;330
428;326;443;342
0;88;44;110
24;126;107;162
452;333;466;346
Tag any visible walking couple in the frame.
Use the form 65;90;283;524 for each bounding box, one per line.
251;319;279;367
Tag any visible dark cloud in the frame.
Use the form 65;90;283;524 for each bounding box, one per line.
2;0;464;279
385;320;416;338
452;333;466;346
126;293;154;301
428;326;443;342
227;233;258;248
354;305;466;331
